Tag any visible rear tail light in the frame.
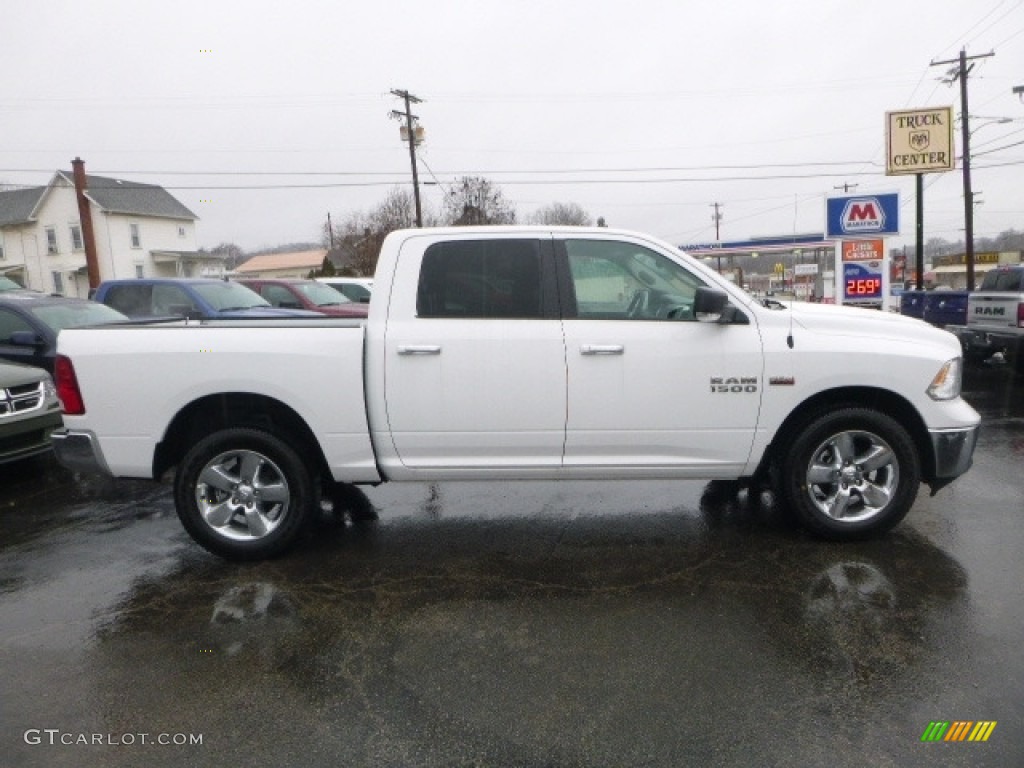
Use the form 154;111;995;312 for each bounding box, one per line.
1017;302;1024;328
54;355;85;415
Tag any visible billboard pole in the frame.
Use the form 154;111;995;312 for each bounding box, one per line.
915;173;924;290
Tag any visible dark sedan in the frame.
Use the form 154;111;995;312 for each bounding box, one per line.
0;293;127;375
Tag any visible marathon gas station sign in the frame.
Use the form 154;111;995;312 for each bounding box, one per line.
826;194;900;307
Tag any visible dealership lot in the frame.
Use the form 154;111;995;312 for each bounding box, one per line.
0;365;1021;767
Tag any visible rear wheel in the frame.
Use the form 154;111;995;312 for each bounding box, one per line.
174;428;314;560
781;408;920;540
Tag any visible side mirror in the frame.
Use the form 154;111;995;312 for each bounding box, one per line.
693;287;729;323
9;330;45;347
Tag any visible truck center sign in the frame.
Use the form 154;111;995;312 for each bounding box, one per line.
886;107;955;175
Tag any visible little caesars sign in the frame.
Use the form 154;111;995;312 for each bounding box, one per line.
885;107;955;175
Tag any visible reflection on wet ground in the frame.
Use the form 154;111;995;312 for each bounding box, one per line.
0;365;1020;766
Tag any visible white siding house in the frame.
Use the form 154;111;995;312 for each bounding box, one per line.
0;169;222;297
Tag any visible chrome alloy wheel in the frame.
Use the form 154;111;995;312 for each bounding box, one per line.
194;449;291;541
803;430;899;524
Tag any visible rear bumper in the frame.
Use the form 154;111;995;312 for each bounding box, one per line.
50;429;112;475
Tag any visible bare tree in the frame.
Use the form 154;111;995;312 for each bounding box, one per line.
324;188;427;276
529;201;593;226
442;176;516;226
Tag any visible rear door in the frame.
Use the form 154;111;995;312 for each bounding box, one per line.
382;234;567;472
558;236;764;476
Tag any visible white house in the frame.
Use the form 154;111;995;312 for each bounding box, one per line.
0;165;223;297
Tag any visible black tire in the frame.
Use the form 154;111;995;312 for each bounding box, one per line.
174;428;315;560
780;407;920;540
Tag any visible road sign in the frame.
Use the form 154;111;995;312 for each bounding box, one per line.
886;107;955;175
826;194;900;238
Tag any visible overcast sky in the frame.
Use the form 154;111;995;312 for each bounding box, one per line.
3;0;1023;253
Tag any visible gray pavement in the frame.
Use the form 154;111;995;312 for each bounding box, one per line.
0;365;1021;767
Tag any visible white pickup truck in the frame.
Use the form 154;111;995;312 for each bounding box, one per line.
51;227;980;559
960;265;1024;370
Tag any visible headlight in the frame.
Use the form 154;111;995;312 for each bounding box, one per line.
927;358;962;401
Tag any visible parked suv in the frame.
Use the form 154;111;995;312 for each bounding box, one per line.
0;293;128;374
236;278;368;317
315;277;373;303
0;360;62;464
94;278;321;320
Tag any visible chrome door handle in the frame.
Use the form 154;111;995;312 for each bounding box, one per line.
580;344;624;355
397;345;442;356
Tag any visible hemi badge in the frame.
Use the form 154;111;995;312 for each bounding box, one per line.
769;377;795;386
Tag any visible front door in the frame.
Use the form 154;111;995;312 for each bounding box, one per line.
559;236;763;476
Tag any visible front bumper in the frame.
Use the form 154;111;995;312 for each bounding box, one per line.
929;425;979;482
50;429;112;476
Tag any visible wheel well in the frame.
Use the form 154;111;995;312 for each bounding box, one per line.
755;387;936;483
153;393;328;481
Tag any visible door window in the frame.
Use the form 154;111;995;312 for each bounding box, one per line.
0;308;34;342
417;239;544;319
564;239;705;321
151;285;195;315
261;285;300;308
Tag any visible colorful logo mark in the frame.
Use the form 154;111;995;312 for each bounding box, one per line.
921;721;997;742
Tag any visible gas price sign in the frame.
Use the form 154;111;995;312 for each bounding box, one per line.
843;261;883;301
841;239;885;304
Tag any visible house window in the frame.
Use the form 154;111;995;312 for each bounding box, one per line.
52;271;64;294
70;224;84;251
130;223;141;249
135;263;145;278
46;227;59;254
178;225;187;238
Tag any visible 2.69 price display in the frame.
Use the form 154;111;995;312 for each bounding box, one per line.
845;277;881;297
842;261;883;301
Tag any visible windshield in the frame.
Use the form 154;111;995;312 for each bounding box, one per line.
0;276;26;291
296;282;352;306
30;302;127;331
192;282;271;310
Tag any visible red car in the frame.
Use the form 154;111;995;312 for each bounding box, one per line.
236;278;368;317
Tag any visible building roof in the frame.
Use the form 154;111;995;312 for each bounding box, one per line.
0;187;46;226
57;172;197;220
1;172;197;225
235;249;328;274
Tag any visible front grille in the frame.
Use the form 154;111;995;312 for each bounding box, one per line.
0;381;45;418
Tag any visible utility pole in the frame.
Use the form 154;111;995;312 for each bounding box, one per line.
931;48;994;291
326;212;334;249
710;202;723;272
390;89;424;227
833;183;858;193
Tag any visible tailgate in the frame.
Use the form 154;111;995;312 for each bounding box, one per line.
968;293;1022;330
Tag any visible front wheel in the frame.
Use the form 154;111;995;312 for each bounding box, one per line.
174;428;315;560
781;408;920;540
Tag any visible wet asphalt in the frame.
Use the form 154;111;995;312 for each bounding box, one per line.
0;365;1021;767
